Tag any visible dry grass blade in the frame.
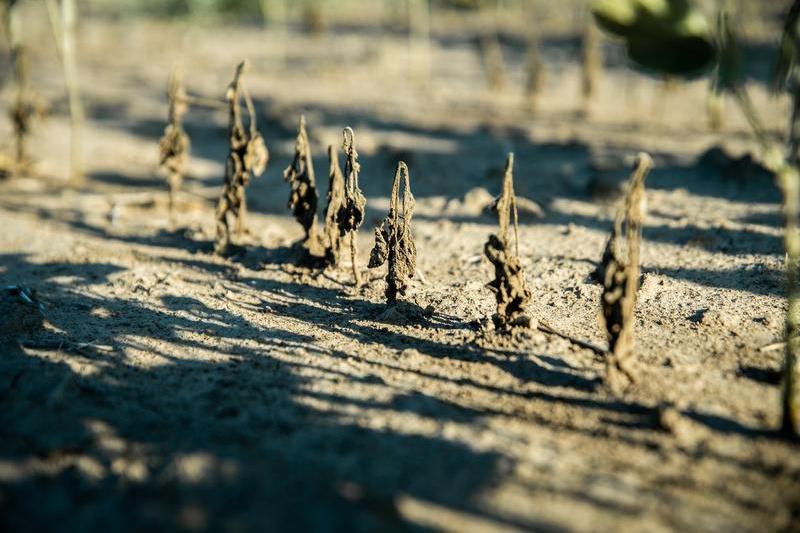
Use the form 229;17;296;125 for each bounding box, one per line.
214;60;269;256
601;152;654;393
369;161;417;304
337;127;367;285
158;68;190;220
484;153;531;331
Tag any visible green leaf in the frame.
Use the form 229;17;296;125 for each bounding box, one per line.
592;0;716;77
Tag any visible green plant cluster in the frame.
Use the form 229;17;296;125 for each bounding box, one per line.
87;0;264;19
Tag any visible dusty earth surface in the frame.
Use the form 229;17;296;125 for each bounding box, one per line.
1;6;800;532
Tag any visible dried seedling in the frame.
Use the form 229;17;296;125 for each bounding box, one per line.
369;162;417;304
582;18;602;110
283;115;324;256
336;127;367;285
484;153;532;331
323;144;346;266
523;1;545;112
600;152;654;393
158;68;190;219
524;25;545;112
45;0;84;186
480;31;507;92
777;0;800;436
4;0;39;174
408;0;431;85
214;61;269;255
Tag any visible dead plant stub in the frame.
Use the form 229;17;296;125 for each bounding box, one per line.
283;115;323;255
485;153;531;331
369;161;417;304
337;127;367;285
158;68;190;217
214;61;268;255
601;152;654;392
323;144;346;266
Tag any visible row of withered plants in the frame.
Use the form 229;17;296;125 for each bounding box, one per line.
157;53;798;438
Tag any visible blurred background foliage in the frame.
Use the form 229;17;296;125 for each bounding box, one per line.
83;0;593;23
78;0;783;44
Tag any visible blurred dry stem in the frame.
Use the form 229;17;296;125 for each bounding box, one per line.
408;0;431;85
778;0;800;437
4;0;37;174
581;18;601;109
158;68;190;220
601;153;653;393
523;2;545;112
480;30;507;92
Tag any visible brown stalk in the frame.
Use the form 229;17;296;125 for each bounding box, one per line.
283;115;323;256
323;144;346;266
480;31;507;92
368;161;417;304
336;127;366;285
158;68;190;220
600;152;654;392
485;153;531;331
214;61;269;256
5;0;37;174
523;3;545;112
582;19;602;109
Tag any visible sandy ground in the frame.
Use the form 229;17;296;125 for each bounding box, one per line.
1;7;799;532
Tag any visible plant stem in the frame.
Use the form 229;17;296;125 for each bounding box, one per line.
351;231;360;287
46;0;86;184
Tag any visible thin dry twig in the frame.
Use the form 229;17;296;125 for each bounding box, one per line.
537;321;607;356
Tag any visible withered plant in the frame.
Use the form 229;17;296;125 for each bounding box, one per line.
283;115;323;255
600;153;654;392
158;68;190;218
484;153;531;331
408;0;431;84
4;0;37;173
214;61;269;255
480;31;507;92
523;2;544;112
301;0;326;36
323;144;346;266
46;0;84;186
369;161;416;304
336;127;367;285
581;19;602;110
524;27;545;112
